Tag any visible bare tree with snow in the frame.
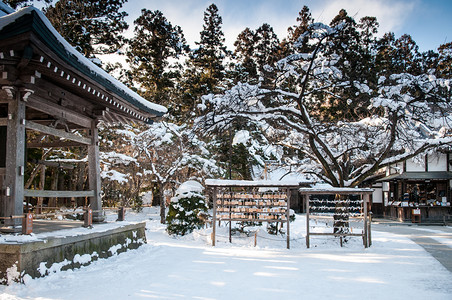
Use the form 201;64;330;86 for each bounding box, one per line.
195;12;452;189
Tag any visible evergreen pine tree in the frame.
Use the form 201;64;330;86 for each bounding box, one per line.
127;9;189;107
280;6;313;57
437;42;452;78
376;33;422;76
254;23;280;88
233;27;258;83
190;3;229;95
44;0;129;58
393;34;422;74
295;9;376;122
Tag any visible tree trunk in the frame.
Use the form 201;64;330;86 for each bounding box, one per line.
160;182;166;224
37;165;45;214
333;194;350;235
49;168;58;209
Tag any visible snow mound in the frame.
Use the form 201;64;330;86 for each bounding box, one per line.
175;180;204;195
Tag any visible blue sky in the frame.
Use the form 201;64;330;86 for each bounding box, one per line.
124;0;452;52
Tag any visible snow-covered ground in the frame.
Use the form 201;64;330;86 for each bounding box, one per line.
1;207;452;300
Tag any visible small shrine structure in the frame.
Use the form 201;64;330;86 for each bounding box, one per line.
0;5;166;232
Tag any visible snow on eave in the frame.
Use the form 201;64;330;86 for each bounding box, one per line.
0;1;14;16
205;179;303;187
0;6;167;116
299;187;374;194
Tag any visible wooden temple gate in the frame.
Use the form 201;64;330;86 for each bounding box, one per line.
0;7;166;233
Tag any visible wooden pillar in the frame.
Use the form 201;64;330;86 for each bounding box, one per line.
447;152;450;172
1;87;26;232
88;121;104;222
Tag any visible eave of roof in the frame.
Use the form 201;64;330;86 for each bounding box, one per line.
205;179;304;188
0;6;167;119
377;171;452;182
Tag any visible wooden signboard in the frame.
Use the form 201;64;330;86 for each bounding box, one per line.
22;213;33;235
83;209;93;228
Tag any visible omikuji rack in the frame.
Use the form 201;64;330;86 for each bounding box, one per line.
300;188;373;248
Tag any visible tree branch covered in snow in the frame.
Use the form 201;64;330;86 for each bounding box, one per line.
195;17;452;187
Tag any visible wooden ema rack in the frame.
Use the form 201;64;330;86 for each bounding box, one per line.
215;193;288;222
212;190;291;249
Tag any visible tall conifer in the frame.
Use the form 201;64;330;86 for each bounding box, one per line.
45;0;129;58
127;9;188;106
190;3;229;94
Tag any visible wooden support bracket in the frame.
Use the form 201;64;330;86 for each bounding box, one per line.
25;120;91;145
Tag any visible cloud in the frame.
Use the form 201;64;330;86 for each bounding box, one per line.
122;0;420;50
123;0;209;47
310;0;418;35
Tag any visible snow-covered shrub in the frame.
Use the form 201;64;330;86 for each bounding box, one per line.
166;181;208;236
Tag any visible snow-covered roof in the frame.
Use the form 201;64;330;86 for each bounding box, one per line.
0;1;14;17
299;187;374;194
205;179;303;187
0;6;167;119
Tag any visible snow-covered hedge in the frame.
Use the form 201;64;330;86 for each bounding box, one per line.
166;181;208;236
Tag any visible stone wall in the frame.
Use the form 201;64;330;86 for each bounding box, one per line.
0;222;146;283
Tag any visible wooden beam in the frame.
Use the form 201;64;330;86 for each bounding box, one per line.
25;120;91;145
29;159;75;169
27;140;86;148
24;189;94;198
0;118;7;126
26;96;92;128
106;111;123;124
102;111;116;124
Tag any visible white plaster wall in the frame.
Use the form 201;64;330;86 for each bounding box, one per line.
372;187;383;203
382;182;389;192
406;157;425;172
427;153;447;171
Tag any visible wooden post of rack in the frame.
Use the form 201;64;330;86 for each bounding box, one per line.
368;212;372;247
286;188;291;249
305;194;310;248
229;191;232;243
363;194;369;248
212;187;217;247
212;188;217;246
